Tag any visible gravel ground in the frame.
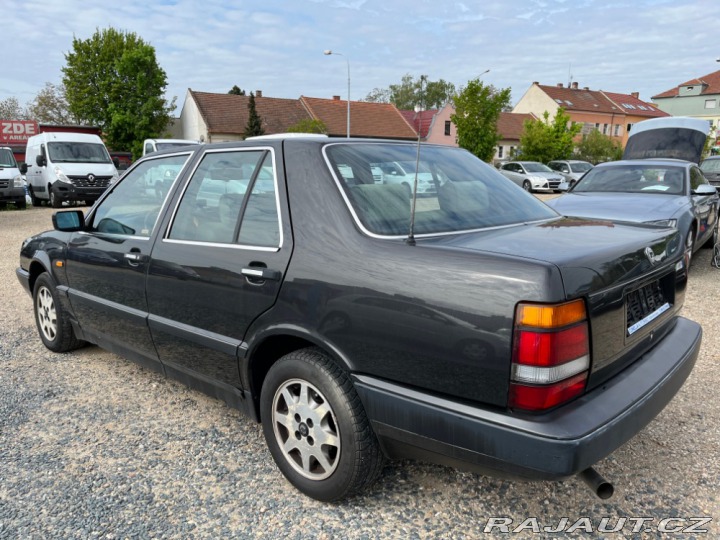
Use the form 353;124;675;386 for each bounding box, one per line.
1;204;718;539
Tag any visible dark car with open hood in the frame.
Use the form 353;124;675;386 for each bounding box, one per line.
17;135;701;502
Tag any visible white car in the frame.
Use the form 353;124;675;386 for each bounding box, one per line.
548;160;594;187
372;160;437;195
498;161;564;192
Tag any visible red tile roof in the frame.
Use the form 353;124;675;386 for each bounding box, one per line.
300;96;417;139
399;109;437;138
497;112;535;140
535;84;619;114
190;90;311;135
602;92;669;118
652;70;720;99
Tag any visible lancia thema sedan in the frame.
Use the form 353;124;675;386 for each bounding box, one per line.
17;136;701;502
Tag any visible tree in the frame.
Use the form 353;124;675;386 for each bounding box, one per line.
287;118;327;134
228;85;246;95
364;74;455;110
26;82;77;124
575;129;623;164
0;96;28;119
244;92;264;138
451;79;511;162
515;108;582;163
62;27;175;157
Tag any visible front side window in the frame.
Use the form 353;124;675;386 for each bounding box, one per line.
90;153;191;237
690;167;707;191
168;149;280;247
325;143;557;236
48;142;112;164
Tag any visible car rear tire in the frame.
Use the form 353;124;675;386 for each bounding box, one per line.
260;347;384;501
33;273;85;353
522;180;532;192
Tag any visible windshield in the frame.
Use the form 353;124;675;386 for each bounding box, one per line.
325;143;557;236
571;162;593;173
573;165;686;195
701;158;720;173
0;148;17;168
157;142;195;151
523;162;553;173
48;142;112;164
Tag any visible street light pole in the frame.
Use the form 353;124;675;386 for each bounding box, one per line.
324;50;351;138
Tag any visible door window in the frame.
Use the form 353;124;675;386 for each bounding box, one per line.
690;167;707;191
89;153;191;237
168;149;281;247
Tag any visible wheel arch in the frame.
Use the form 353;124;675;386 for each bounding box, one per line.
28;257;54;294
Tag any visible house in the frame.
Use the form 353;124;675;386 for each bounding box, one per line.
399;109;438;141
513;82;667;147
652;70;720;143
176;89;419;142
494;112;535;163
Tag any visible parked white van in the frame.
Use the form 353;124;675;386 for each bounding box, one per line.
0;146;26;209
22;132;119;207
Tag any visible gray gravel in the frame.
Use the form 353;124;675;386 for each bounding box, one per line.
1;204;718;539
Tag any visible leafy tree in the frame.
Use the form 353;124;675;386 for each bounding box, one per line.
365;74;455;110
243;92;264;138
451;79;511;162
287;118;327;134
26;82;77;124
575;129;623;164
0;96;28;119
228;85;246;96
62;27;175;157
516;108;582;163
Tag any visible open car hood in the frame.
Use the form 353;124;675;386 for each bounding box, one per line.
623;117;709;164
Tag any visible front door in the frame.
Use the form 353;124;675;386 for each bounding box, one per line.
64;152;194;368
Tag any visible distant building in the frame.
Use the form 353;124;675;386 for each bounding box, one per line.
495;112;536;163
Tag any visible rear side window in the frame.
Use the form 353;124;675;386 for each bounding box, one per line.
325;143;557;237
168;149;280;247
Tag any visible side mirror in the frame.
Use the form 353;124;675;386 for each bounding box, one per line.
692;184;717;196
52;210;84;232
36;155;47;167
113;157;120;168
19;162;28;174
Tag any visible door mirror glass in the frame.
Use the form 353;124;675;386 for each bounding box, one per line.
52;210;84;231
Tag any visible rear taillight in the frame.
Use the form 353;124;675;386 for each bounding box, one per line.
509;299;590;411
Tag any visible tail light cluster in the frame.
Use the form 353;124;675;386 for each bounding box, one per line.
509;299;590;412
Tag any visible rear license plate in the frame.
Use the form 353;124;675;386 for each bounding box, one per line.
626;280;671;336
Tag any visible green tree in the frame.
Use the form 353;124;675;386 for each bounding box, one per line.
575;129;623;164
0;96;28;119
244;92;264;138
451;79;511;162
287;118;327;134
228;85;246;95
516;108;582;163
26;82;77;124
365;74;455;110
62;27;175;157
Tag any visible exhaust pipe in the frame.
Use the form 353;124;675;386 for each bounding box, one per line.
578;467;614;499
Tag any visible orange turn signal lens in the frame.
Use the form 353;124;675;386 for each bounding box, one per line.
517;299;586;328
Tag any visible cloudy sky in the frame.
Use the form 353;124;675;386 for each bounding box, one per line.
4;0;718;114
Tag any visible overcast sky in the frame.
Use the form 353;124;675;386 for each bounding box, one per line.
4;0;718;115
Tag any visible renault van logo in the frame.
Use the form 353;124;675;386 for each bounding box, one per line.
87;174;95;182
645;246;666;264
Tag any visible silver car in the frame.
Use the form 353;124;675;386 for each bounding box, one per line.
498;161;564;192
548;160;594;187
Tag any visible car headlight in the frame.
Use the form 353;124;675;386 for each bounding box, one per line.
645;219;677;228
110;171;120;184
54;166;71;183
13;174;24;188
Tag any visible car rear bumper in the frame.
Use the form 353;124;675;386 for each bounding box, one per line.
352;316;701;480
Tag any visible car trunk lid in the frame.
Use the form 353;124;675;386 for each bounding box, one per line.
623;116;710;164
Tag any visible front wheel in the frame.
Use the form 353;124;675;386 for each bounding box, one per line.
33;273;84;352
522;180;532;192
685;230;695;269
260;348;384;501
49;190;62;208
702;219;718;249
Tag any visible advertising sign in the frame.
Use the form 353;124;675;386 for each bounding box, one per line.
0;120;39;144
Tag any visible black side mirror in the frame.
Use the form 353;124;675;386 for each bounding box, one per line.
36;155;47;167
19;162;28;174
52;210;85;232
113;157;120;168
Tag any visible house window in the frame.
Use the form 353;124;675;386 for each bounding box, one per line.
510;146;516;157
705;99;717;109
444;120;451;136
497;146;504;158
595;123;600;130
614;124;621;136
627;123;634;132
602;124;609;135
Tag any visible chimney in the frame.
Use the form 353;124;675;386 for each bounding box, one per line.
333;95;341;100
631;92;639;99
571;82;579;89
583;87;589;90
557;83;564;87
256;90;262;98
533;81;539;85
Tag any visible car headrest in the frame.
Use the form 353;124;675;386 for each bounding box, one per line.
438;181;489;215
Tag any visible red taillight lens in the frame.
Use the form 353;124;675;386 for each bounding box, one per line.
510;299;590;411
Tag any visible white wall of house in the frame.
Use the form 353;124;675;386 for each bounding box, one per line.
512;84;560;116
178;91;209;142
494;140;518;163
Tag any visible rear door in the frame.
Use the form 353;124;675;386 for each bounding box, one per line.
146;145;292;388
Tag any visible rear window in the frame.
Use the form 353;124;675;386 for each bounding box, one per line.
324;143;557;237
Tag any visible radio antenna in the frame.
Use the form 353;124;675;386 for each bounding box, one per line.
406;75;426;246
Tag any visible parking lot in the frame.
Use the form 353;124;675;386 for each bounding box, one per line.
1;204;718;538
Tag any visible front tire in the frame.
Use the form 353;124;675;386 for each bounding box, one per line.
685;230;695;269
50;190;62;208
33;273;84;352
260;348;384;501
522;180;532;192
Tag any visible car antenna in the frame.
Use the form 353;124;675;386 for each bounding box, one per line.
406;76;426;247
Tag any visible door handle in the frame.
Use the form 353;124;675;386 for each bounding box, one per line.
124;252;149;266
241;267;282;281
